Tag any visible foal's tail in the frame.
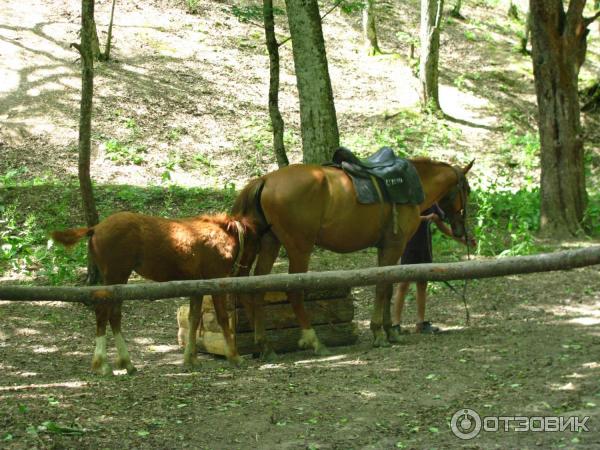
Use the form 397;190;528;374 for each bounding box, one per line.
51;227;94;247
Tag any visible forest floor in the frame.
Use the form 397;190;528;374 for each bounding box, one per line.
1;0;600;448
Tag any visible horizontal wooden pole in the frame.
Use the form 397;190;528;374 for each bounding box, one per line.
0;246;599;303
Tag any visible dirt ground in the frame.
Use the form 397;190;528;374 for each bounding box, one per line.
2;0;600;448
1;252;600;449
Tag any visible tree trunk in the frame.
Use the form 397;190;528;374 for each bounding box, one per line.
284;0;339;164
362;0;381;55
263;0;289;168
2;247;600;302
98;0;117;62
450;0;464;19
419;0;444;111
79;0;101;284
529;0;590;238
520;11;531;54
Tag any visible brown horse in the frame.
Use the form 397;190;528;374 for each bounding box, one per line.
51;211;259;375
232;157;473;358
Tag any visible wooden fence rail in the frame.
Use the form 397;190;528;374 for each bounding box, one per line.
0;247;599;304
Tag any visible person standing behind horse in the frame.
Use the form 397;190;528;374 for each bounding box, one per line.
392;204;474;333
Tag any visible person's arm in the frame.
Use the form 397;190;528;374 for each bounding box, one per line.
429;214;476;247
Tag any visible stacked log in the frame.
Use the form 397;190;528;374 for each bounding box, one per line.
176;288;358;355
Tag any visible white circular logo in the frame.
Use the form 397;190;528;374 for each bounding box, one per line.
451;408;482;440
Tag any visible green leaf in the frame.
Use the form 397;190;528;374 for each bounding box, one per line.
41;421;84;435
137;430;150;437
429;427;439;433
2;433;13;441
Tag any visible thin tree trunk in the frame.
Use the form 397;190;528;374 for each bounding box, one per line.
450;0;464;19
284;0;339;164
2;247;600;302
91;18;102;60
520;11;531;54
362;0;381;55
263;0;288;168
99;0;117;61
78;0;101;284
419;0;444;111
529;0;590;238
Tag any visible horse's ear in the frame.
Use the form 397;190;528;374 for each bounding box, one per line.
463;159;475;174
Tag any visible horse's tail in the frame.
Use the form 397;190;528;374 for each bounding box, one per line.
231;177;269;232
51;227;94;248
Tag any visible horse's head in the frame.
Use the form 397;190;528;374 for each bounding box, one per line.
438;160;474;239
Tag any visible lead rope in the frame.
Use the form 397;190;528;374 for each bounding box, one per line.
231;221;246;346
448;167;471;326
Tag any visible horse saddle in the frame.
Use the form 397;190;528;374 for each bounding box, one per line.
328;147;425;205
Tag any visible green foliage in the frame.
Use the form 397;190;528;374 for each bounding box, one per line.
470;186;540;256
185;0;200;14
339;0;365;14
343;110;461;157
0;179;237;284
101;116;147;165
104;139;147;165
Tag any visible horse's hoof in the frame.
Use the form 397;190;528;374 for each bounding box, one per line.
228;355;244;367
93;363;113;376
386;328;403;344
115;358;136;374
372;331;391;348
260;348;278;362
315;345;331;356
183;357;201;371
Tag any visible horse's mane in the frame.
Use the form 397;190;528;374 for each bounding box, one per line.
410;157;452;168
204;213;258;239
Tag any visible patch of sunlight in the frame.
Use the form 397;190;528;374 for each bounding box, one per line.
19;372;38;377
566;372;585;379
26;66;73;83
148;344;179;353
295;354;347;365
0;381;89;392
16;328;40;336
582;362;600;369
133;337;155;345
358;390;377;399
0;68;19;93
545;301;600;326
570;317;600;326
549;382;577;391
32;345;59;354
259;363;286;370
440;84;495;126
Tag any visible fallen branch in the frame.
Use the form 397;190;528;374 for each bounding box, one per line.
0;247;599;304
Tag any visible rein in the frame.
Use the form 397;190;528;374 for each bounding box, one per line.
445;166;471;326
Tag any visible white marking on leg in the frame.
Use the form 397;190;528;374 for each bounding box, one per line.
92;335;112;375
93;335;107;363
114;333;130;362
298;328;318;349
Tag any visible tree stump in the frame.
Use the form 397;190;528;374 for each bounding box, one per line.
176;288;358;355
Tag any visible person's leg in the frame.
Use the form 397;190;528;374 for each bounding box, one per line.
392;281;410;326
415;281;440;333
416;281;427;324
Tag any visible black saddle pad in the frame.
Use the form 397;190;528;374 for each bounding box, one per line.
327;147;425;205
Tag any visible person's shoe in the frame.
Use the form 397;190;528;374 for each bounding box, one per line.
416;321;440;334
